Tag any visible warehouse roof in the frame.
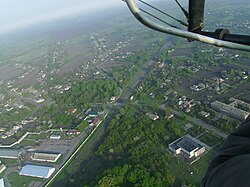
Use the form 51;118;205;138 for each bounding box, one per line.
32;152;61;162
19;164;55;179
0;178;4;187
0;149;19;159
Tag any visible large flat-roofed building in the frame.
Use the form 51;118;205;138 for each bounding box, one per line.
169;135;206;160
0;178;5;187
19;164;55;179
31;152;61;163
0;149;19;159
211;101;250;121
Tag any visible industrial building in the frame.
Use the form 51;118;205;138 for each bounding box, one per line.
31;152;61;163
169;135;206;163
0;149;19;159
0;178;5;187
19;164;55;179
211;101;250;121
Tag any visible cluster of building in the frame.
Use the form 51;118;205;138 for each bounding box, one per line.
18;152;61;179
0;149;61;185
90;33;134;64
190;83;206;92
1;125;22;139
177;96;197;113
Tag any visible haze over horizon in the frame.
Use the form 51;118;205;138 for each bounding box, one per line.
0;0;123;34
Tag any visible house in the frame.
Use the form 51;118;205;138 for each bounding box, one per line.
87;111;98;117
91;118;101;126
199;111;210;118
67;108;77;114
67;130;80;135
50;134;61;140
110;96;116;102
146;113;159;121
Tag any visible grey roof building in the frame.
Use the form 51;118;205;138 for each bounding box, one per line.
0;149;19;159
211;101;250;121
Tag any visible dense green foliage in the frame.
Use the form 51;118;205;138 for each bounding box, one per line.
54;80;119;107
84;105;189;187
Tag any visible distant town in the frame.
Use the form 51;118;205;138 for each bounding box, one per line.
0;1;249;187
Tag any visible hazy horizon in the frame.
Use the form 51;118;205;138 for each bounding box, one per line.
0;0;123;34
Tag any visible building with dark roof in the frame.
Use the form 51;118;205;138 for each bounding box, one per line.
169;135;206;160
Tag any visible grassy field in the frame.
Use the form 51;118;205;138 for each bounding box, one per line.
168;147;219;186
1;158;18;167
200;132;223;147
8;172;44;187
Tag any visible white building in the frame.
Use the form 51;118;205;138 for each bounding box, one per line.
146;113;159;121
19;164;55;179
0;164;6;174
169;135;206;159
211;101;250;121
31;152;61;163
0;178;5;187
50;134;61;140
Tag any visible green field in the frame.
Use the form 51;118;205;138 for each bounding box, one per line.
8;172;44;187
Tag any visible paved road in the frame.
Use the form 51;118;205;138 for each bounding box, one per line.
160;105;228;139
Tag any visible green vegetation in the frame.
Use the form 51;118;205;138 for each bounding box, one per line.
66;105;213;187
54;79;119;107
200;132;223;147
1;158;19;167
212;118;240;134
187;126;205;137
49;114;107;187
0;2;249;187
8;172;44;187
77;121;88;132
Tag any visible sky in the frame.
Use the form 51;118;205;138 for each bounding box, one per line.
0;0;123;34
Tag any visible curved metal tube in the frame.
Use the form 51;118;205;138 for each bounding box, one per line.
126;0;250;52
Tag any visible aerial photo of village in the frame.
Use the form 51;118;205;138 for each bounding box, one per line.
0;0;249;187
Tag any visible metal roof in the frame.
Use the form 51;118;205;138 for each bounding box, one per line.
0;178;4;187
0;149;19;159
19;164;55;179
32;152;61;162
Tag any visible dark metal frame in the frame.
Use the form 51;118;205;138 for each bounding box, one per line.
188;0;250;45
125;0;250;51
